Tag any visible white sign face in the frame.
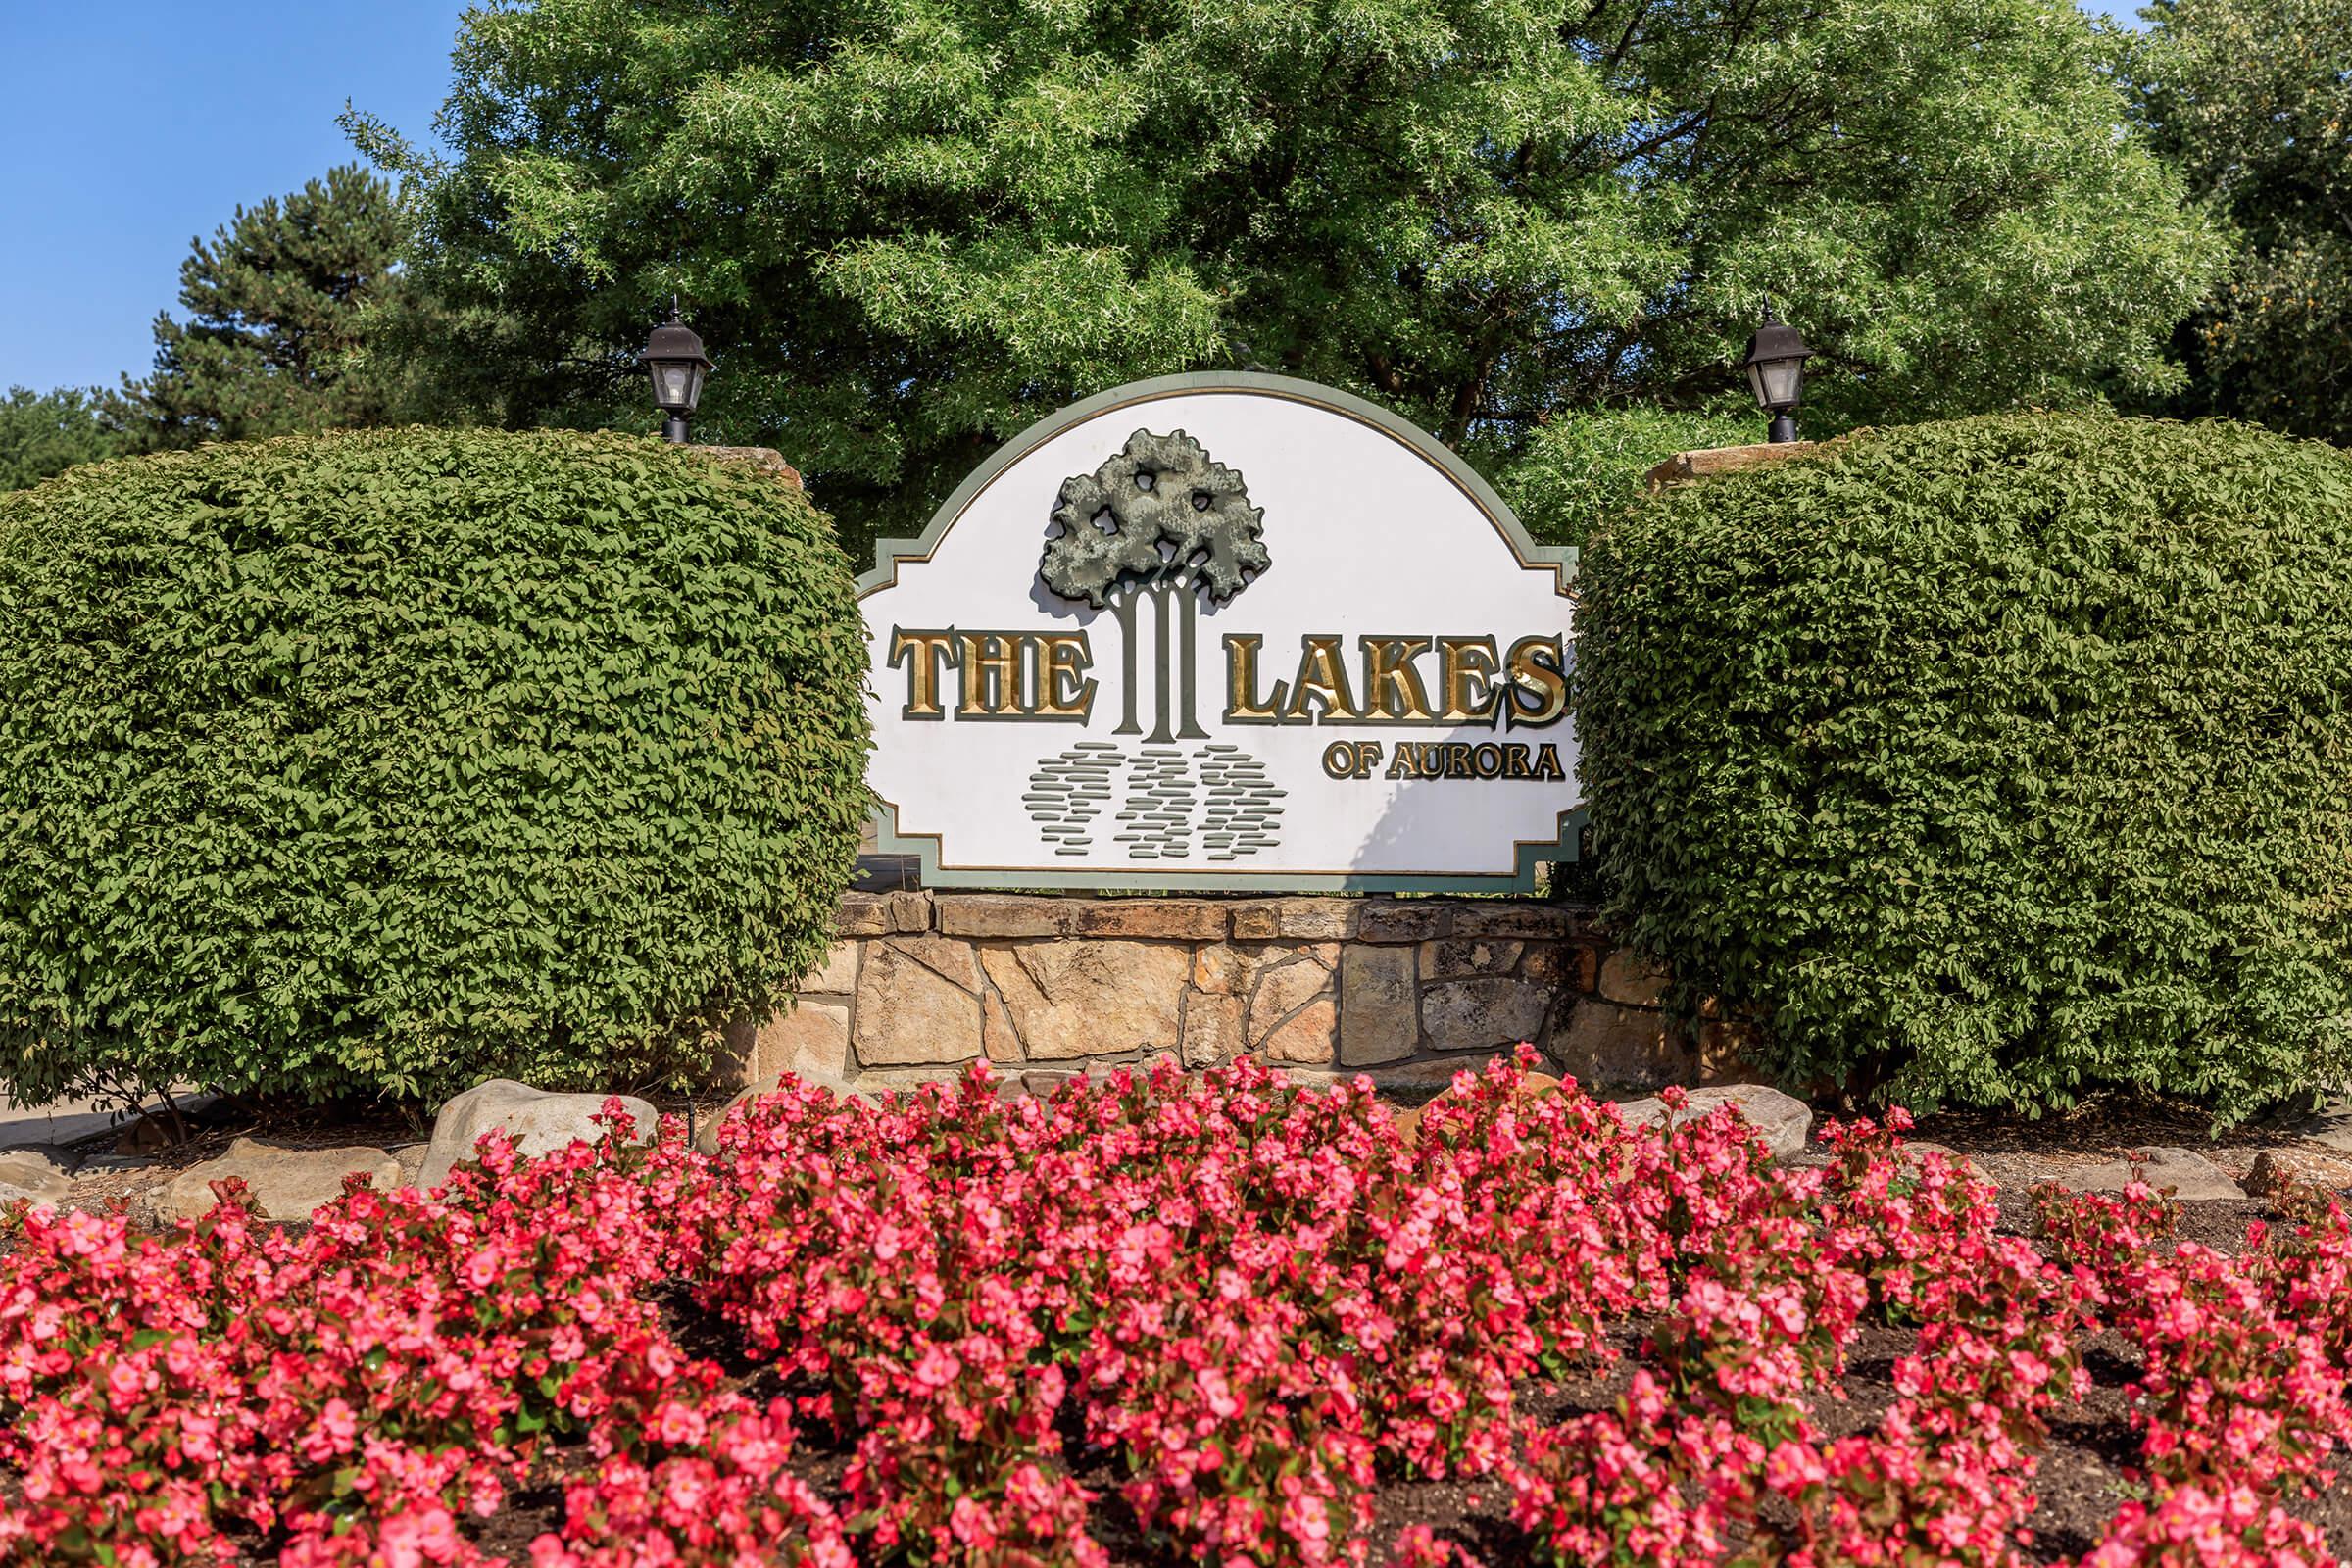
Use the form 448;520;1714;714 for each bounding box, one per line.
860;373;1580;891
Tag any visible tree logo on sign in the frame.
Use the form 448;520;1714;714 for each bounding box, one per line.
1040;429;1269;743
1026;430;1283;860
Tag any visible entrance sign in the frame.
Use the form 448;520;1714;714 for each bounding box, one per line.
860;372;1581;891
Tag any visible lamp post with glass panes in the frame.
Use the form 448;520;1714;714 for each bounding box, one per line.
641;308;712;445
1741;304;1815;445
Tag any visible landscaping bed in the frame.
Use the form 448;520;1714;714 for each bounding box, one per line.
5;1054;2349;1566
453;1294;2352;1566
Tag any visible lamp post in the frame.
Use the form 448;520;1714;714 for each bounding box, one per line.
1741;303;1814;445
641;307;712;444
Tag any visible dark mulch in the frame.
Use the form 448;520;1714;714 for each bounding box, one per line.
1908;1095;2309;1156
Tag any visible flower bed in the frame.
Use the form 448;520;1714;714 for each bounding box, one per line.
3;1052;2348;1566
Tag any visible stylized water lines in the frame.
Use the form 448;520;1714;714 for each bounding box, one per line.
1023;742;1286;861
1113;747;1197;859
1022;742;1120;855
1197;743;1285;860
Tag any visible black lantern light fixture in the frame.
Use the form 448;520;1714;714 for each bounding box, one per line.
641;306;712;444
1741;302;1815;445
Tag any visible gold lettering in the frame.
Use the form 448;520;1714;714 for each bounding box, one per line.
956;632;1023;717
1223;634;1287;722
1504;745;1533;780
890;627;957;719
1284;635;1360;722
1505;635;1569;729
1035;633;1096;720
1358;636;1438;721
1534;743;1565;781
1445;742;1476;776
1435;637;1501;724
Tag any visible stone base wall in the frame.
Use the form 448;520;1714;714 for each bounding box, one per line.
720;893;1754;1095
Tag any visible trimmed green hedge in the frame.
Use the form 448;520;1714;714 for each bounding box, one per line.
0;428;871;1104
1577;413;2352;1121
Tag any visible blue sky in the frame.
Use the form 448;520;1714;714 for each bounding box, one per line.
0;2;469;394
1;1;2145;395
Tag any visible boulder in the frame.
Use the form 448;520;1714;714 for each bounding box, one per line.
1419;940;1524;980
1256;1000;1339;1065
695;1088;760;1156
1181;993;1248;1070
857;938;985;1064
754;1001;852;1082
2030;1146;2245;1200
1893;1140;1989;1182
0;1148;73;1206
150;1138;403;1224
117;1115;179;1155
2293;1102;2352;1155
1595;950;1668;1007
1549;1003;1695;1090
2119;1146;2245;1200
416;1079;658;1190
1337;946;1418;1067
1615;1084;1813;1160
2246;1148;2352;1197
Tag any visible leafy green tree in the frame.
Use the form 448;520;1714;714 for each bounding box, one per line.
356;0;2226;554
1499;402;1762;549
0;388;124;492
2132;0;2352;444
122;165;416;445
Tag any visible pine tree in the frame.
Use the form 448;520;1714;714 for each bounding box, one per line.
0;388;125;492
124;165;410;444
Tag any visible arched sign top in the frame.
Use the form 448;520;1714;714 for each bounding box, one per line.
860;372;1584;893
858;371;1574;598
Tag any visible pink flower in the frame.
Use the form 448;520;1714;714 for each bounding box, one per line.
949;1494;998;1550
